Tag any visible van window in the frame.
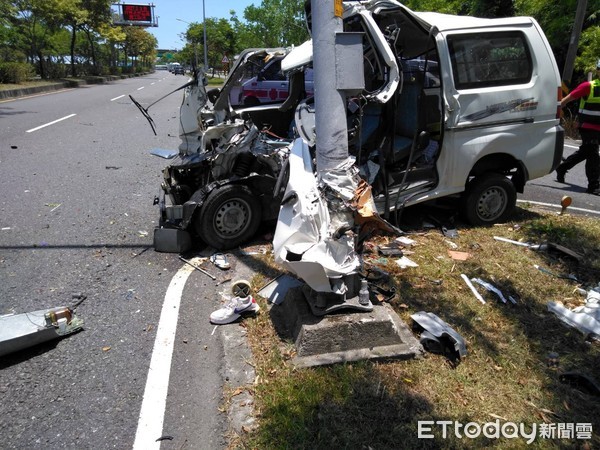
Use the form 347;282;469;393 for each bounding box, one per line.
447;31;532;90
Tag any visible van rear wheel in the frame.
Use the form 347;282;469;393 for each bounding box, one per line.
461;174;516;225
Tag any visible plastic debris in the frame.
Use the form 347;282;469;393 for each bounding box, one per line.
395;256;418;268
461;274;486;304
547;290;600;339
534;264;578;282
471;278;510;304
448;250;471;261
257;274;302;305
411;311;467;358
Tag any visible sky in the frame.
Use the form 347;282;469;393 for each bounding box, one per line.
143;0;257;49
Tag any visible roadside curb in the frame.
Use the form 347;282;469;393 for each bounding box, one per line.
0;73;150;100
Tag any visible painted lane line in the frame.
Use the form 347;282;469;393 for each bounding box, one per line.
26;114;76;133
132;261;195;450
137;86;145;91
517;199;600;216
111;94;125;101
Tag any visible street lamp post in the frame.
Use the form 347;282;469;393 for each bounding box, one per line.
202;0;208;70
176;18;198;68
177;1;208;71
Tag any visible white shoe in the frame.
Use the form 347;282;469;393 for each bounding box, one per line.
210;296;259;325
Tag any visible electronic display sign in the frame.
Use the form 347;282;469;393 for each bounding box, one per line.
122;4;152;22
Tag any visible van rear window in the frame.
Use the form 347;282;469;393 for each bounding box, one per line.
448;31;532;90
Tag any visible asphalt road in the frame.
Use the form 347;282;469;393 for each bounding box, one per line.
0;73;251;449
518;138;600;218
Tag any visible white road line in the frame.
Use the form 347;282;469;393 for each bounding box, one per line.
132;261;195;450
137;86;145;91
111;94;125;101
25;114;76;133
517;199;600;216
565;144;579;149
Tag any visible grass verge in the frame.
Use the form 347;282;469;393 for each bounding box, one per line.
235;206;600;449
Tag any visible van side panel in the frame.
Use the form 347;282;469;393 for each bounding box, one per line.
436;22;561;193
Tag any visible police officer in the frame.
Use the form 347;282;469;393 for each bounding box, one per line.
556;61;600;195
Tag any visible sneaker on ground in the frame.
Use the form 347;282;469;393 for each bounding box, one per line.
210;295;260;325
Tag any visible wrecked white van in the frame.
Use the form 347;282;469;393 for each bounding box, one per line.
289;0;564;225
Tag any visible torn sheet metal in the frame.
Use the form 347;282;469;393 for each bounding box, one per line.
272;139;360;294
411;311;467;358
547;290;600;340
0;307;83;357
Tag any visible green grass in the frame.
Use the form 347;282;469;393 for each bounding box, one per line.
234;207;600;449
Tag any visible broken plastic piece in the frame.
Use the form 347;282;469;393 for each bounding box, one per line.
471;278;508;304
534;264;578;281
461;274;486;304
547;296;600;339
395;256;418;268
411;311;467;358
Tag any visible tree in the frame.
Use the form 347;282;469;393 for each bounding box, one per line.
242;0;309;48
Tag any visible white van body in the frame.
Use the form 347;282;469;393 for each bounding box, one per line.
287;0;564;224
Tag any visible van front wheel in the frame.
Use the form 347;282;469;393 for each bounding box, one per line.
461;175;516;225
194;185;262;250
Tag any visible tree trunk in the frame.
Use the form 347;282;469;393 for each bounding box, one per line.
70;23;77;77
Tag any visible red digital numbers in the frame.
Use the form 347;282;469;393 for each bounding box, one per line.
122;5;152;22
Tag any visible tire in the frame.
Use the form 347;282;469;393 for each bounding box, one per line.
461;174;516;225
195;185;262;250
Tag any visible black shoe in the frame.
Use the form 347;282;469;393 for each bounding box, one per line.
556;169;566;183
586;187;600;195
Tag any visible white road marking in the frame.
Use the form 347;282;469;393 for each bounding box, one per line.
132;260;195;450
26;114;76;133
111;94;125;101
565;144;579;149
517;199;600;216
137;86;145;91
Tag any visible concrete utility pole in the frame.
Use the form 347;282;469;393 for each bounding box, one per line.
311;0;349;173
562;0;588;89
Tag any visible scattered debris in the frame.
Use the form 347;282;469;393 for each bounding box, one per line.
411;311;467;359
178;256;216;280
547;290;600;340
155;435;174;442
534;264;578;282
0;307;83;357
105;166;121;170
471;278;513;304
210;253;230;270
377;243;403;257
395;236;416;246
231;279;252;298
461;274;486;304
150;148;178;159
448;250;471;261
396;256;418;269
559;195;572;215
494;236;583;262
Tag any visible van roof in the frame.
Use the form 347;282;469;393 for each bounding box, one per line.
414;11;533;32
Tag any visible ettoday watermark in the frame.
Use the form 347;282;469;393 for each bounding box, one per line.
418;420;593;443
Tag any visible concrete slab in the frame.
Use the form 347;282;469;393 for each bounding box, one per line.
268;286;423;368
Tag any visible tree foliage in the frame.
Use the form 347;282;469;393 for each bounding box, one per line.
3;0;600;83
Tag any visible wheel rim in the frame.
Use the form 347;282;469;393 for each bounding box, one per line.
476;186;508;221
214;198;252;238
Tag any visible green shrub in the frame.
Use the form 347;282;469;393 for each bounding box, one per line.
0;62;35;83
